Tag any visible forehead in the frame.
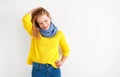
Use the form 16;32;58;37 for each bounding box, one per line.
37;14;50;20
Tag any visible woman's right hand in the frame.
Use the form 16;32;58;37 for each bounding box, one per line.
28;7;41;15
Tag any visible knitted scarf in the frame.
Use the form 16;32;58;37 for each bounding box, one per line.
39;22;58;37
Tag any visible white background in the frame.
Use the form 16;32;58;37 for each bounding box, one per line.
0;0;120;77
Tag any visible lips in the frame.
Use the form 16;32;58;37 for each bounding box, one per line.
42;26;49;30
43;26;47;28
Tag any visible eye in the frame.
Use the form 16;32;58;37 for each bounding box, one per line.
44;20;48;23
39;23;43;25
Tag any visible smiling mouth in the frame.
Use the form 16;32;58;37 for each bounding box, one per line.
43;27;48;29
42;27;49;30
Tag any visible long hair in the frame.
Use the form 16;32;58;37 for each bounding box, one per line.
31;7;52;38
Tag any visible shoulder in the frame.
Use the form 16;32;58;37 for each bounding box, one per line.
56;30;65;37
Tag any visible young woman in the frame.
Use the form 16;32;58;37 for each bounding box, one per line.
22;7;70;77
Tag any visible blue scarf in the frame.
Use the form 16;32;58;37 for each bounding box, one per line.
39;22;58;37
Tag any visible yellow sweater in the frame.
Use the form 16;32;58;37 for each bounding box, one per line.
22;14;70;68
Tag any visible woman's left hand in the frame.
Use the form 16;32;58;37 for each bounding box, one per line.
55;56;67;68
55;60;64;68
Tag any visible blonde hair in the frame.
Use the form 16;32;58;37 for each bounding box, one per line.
31;7;51;38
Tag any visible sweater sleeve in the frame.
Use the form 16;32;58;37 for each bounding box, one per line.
22;14;33;36
26;57;33;65
26;53;33;65
59;31;70;57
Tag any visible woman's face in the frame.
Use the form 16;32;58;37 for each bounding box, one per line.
36;14;51;30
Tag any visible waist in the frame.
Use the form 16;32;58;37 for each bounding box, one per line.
32;62;59;69
33;62;51;67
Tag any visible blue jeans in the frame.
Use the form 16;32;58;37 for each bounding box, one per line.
32;62;61;77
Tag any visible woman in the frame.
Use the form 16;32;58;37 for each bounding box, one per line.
22;7;70;77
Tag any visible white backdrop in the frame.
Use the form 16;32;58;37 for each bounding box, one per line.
0;0;120;77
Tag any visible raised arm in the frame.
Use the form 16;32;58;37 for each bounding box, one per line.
22;8;39;36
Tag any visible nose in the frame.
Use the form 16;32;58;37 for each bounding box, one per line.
42;22;47;26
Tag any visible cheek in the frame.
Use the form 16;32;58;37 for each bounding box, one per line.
48;22;51;26
45;21;50;26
